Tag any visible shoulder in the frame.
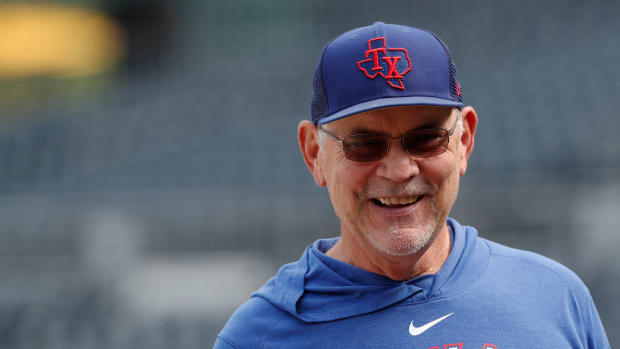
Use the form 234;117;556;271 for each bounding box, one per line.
215;296;289;349
480;237;594;304
451;219;588;296
483;238;584;285
481;238;610;347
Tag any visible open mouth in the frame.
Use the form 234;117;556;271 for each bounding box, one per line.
371;195;424;208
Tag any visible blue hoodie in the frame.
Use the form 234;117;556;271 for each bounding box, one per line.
215;219;609;348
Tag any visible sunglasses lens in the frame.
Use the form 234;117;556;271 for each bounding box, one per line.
339;129;450;162
343;134;388;162
404;130;449;157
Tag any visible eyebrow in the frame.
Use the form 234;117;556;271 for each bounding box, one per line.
349;127;386;135
348;120;445;135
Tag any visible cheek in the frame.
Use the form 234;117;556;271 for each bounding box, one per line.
420;156;460;197
324;160;376;211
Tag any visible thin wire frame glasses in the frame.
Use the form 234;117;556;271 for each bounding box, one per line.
318;116;459;162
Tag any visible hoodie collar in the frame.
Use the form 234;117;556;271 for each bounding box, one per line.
252;218;489;323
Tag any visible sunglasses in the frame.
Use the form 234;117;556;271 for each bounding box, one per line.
318;117;459;162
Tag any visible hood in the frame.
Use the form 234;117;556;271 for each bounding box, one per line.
251;218;489;323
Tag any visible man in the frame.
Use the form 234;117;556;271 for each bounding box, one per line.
214;22;609;348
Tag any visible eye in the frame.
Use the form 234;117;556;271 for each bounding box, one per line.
342;134;388;161
405;130;448;155
415;132;443;145
346;134;385;148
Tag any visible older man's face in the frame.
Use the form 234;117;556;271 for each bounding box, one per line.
317;106;470;257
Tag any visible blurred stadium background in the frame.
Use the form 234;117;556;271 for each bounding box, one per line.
0;0;618;347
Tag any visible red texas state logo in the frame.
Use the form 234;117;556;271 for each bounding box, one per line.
356;37;412;90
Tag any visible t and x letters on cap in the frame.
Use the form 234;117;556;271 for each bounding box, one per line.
356;37;412;90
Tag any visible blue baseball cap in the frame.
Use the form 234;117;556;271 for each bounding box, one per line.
311;22;463;125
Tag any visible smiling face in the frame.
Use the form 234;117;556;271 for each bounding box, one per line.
301;106;476;259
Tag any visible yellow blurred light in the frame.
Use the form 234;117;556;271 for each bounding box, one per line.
0;3;126;79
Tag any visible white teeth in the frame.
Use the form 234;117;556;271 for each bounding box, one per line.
377;196;421;206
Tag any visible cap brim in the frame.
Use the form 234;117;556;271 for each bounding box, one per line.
317;96;464;125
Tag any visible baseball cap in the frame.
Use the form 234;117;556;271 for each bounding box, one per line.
311;22;463;125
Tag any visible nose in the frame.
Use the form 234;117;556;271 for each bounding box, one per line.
375;139;419;182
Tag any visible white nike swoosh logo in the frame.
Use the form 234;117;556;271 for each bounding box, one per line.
408;313;454;336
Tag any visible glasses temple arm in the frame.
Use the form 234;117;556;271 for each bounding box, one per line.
318;126;344;143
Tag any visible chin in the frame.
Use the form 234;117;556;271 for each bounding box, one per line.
368;225;435;257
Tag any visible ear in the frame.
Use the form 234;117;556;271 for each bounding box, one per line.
458;106;478;176
298;120;327;186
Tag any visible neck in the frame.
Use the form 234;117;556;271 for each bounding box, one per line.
326;224;451;281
